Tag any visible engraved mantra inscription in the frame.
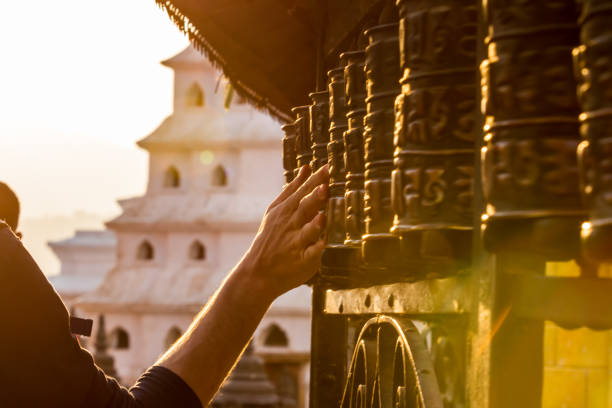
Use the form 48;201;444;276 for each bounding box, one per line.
392;165;473;218
400;5;476;69
483;138;579;198
394;86;476;147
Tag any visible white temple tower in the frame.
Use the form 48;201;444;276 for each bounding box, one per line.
48;230;116;309
77;46;311;407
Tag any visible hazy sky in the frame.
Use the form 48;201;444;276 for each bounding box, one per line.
0;0;190;219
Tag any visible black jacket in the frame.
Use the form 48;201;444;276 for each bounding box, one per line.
0;222;201;407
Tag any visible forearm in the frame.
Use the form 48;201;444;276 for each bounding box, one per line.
155;165;328;406
157;258;274;406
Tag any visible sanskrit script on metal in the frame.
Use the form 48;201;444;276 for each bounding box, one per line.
328;67;349;246
392;0;476;265
574;0;612;262
340;316;443;408
480;0;584;259
292;105;313;172
343;50;367;247
362;23;401;264
282;122;297;183
310;91;330;172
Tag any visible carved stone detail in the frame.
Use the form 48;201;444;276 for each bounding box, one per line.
574;0;612;261
362;23;401;265
282;122;297;183
310;91;330;172
394;0;477;265
481;0;584;259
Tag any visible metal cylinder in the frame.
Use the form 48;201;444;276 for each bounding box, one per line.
292;105;312;174
342;51;367;247
574;0;612;262
309;91;330;172
281;122;297;184
480;0;584;259
327;66;349;247
362;23;401;265
393;0;477;267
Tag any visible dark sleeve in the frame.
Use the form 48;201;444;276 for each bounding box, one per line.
0;223;201;408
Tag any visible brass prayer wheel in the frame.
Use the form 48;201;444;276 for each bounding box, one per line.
574;0;612;262
292;105;313;173
392;0;477;266
281;122;297;184
342;51;367;247
327;67;349;247
480;0;584;259
362;23;401;265
309;91;330;172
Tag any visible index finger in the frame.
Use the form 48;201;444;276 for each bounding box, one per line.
288;164;329;208
268;165;311;211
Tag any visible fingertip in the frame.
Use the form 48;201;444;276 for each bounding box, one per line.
316;183;328;199
299;165;312;179
310;212;326;231
316;212;326;228
304;238;326;262
314;238;326;252
315;238;327;252
311;163;329;179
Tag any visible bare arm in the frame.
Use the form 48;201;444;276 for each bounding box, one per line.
157;164;329;406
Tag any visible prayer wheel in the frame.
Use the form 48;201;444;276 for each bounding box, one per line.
480;0;584;259
342;51;367;248
575;0;612;262
327;67;349;247
292;105;313;173
362;23;401;265
392;0;477;266
281;122;297;184
309;91;330;172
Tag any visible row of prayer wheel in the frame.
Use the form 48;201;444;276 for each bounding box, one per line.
282;0;612;269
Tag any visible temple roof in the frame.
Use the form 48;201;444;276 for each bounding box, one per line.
155;0;388;121
76;262;311;314
49;274;106;299
161;45;213;71
137;108;280;150
48;230;115;297
107;192;271;230
48;230;116;249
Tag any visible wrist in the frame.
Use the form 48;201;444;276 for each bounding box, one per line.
232;253;278;306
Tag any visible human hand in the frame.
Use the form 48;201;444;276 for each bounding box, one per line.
240;164;329;301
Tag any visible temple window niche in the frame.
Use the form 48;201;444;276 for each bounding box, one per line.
111;327;130;350
137;240;154;261
212;164;227;187
186;82;204;107
189;240;206;260
163;166;180;188
165;326;182;349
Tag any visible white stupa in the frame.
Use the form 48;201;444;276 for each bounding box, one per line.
75;46;311;406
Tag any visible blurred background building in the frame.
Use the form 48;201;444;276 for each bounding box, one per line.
48;230;116;308
49;46;310;408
